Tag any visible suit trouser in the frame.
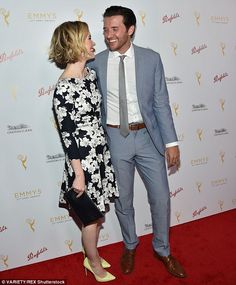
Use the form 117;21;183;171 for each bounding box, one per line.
106;127;171;256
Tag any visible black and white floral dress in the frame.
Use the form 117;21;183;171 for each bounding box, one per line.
53;67;119;212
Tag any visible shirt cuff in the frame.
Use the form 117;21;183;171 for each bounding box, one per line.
166;141;179;148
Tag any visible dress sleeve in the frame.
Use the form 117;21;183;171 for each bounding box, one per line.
53;81;80;160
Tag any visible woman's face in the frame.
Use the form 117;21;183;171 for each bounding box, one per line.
84;32;95;59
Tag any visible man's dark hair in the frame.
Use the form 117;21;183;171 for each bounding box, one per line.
103;6;136;35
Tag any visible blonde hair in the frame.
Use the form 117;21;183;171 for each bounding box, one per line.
48;21;89;69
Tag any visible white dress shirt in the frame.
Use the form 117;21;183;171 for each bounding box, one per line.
106;44;178;148
107;44;142;125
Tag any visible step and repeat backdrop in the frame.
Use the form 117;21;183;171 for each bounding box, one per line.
0;0;236;271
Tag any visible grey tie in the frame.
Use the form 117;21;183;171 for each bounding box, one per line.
119;55;129;137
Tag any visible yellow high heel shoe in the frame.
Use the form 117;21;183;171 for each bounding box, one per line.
82;249;111;268
83;257;116;282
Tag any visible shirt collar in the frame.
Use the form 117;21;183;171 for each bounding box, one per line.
108;43;134;59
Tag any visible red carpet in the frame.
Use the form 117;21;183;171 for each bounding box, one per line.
1;209;236;285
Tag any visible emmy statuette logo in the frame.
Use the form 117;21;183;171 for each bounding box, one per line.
17;154;27;170
219;151;225;164
171;42;178;56
99;232;109;242
50;117;58;130
197;129;203;141
26;218;36;232
0;255;9;268
195;72;202;85
220;99;225;111
139;11;146;26
74;9;83;21
65;240;73;252
11;86;17;100
194;11;200;26
175;211;181;223
218;200;224;211
172;103;179;116
0;8;10;26
220;42;226;56
196;182;202;193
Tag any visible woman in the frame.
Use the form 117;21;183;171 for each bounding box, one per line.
48;21;118;282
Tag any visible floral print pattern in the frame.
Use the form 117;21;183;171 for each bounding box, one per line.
53;68;118;212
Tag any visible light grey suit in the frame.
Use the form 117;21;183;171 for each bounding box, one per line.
90;44;177;256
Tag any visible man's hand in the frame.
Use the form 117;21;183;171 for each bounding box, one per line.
165;146;180;170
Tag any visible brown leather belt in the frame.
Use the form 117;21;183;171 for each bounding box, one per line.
107;123;146;131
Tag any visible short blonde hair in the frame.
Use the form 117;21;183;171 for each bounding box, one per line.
48;21;89;69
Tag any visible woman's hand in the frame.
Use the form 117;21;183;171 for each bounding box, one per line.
72;172;86;198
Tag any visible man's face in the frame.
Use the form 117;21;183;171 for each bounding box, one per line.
103;15;134;54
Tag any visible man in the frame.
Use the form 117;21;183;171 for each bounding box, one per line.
90;6;186;278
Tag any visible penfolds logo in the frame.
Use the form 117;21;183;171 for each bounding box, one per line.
193;206;207;218
38;85;55;97
170;187;183;198
27;247;48;261
191;44;207;55
0;49;23;63
214;72;228;83
162;13;180;23
0;225;7;233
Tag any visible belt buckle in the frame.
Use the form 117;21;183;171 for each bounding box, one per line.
129;122;141;131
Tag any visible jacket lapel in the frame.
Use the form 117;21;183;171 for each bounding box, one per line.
133;45;144;108
96;50;109;117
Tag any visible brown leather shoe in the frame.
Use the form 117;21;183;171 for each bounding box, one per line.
120;248;136;274
154;252;186;278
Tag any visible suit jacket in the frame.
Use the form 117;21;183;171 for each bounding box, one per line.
89;44;178;155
